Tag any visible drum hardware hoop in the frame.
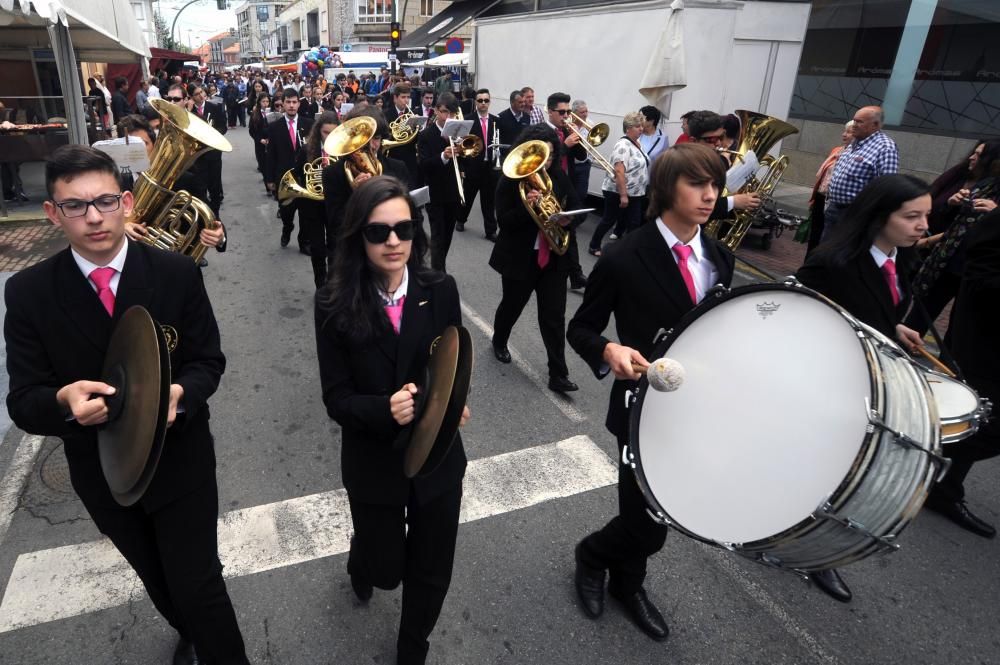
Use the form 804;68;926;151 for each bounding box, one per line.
645;507;672;526
621;443;635;467
706;284;729;299
815;502;900;553
651;327;671;346
866;406;952;482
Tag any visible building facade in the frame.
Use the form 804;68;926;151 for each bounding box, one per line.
130;0;158;49
234;0;290;63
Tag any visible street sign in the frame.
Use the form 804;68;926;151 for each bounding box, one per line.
403;48;428;61
446;37;463;54
342;43;353;52
388;53;398;61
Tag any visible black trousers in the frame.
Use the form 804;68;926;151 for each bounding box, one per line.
905;270;961;337
253;141;267;175
457;162;498;236
348;485;463;665
590;192;641;251
87;480;248;665
427;200;461;272
203;156;224;218
931;379;1000;503
299;199;333;288
806;192;827;256
278;200;306;248
578;433;667;595
492;266;569;379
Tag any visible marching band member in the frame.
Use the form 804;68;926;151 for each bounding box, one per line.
5;145;249;665
314;176;469;665
490;124;580;393
322;107;411;262
455;88;500;240
295;111;340;288
416;92;464;272
383;83;421;189
796;173;930;602
567;143;735;642
266;87;313;254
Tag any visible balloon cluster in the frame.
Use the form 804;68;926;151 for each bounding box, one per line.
303;46;342;72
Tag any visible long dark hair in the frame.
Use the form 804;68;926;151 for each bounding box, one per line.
971;139;1000;181
812;174;929;266
319;176;439;341
306;111;339;162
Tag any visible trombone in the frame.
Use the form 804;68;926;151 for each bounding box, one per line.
565;112;614;176
449;108;484;206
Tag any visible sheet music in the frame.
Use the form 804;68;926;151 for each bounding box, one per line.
406;116;428;130
441;119;473;140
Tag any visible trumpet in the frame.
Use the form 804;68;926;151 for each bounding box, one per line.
489;123;505;170
565;111;614;176
503;140;570;255
323;116;382;189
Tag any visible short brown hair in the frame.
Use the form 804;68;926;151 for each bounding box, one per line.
392;83;411;97
646;143;726;219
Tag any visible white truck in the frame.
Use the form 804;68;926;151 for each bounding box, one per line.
470;0;811;195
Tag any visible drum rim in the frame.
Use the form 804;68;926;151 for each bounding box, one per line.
627;281;886;550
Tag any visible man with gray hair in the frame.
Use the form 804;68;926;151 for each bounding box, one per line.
823;105;899;235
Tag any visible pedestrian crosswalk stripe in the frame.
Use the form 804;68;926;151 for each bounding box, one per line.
0;435;616;633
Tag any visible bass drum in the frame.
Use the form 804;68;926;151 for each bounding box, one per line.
627;282;947;572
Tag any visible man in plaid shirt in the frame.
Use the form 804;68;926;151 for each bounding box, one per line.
522;86;546;125
824;105;899;236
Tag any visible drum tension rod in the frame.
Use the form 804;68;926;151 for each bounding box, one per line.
866;406;953;482
814;502;900;553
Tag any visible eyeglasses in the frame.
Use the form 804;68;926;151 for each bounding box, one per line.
165;96;185;102
476;98;490;103
54;194;123;218
363;220;416;244
695;134;725;145
552;109;570;115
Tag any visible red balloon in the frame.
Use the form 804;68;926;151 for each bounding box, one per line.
307;61;318;70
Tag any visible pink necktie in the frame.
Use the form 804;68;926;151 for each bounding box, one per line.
89;267;116;316
481;117;489;159
882;259;900;306
384;296;405;334
672;243;697;305
556;127;569;173
537;232;550;269
288;119;296;149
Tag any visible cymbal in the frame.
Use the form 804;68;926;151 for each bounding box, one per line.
414;326;473;478
98;306;171;506
404;327;460;478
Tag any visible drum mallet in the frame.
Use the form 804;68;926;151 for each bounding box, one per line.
631;357;686;392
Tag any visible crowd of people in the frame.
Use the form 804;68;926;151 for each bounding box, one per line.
4;67;999;665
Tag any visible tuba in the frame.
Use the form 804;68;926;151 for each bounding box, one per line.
278;158;326;204
704;110;798;251
503;140;570;255
130;99;232;262
323;116;382;189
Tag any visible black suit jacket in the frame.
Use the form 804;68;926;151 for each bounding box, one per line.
795;248;914;340
567;223;735;437
314;274;467;506
299;99;319;120
383;104;422;189
496;109;527;159
193;100;228;136
490;166;580;276
4;241;225;512
265;114;313;185
417;122;460;205
464;112;500;169
950;214;1000;393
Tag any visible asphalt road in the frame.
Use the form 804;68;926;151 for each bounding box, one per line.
0;128;998;665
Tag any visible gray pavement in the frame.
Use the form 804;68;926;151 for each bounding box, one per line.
0;128;997;665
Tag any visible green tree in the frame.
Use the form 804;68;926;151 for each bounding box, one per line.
153;8;191;52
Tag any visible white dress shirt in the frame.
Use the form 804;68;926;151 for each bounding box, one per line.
655;218;718;303
71;240;128;295
869;244;903;299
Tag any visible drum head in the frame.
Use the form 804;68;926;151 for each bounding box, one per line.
631;284;873;545
926;374;978;419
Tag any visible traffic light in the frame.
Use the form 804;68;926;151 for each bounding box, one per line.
217;0;228;9
390;22;401;49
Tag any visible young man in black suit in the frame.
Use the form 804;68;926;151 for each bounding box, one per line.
417;92;463;272
189;83;229;218
567;143;735;642
266;87;313;253
383;83;422;189
4;145;249;665
455;88;500;240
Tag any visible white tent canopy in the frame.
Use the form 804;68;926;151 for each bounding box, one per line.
405;52;468;68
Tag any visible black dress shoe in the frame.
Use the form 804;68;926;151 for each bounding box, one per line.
925;498;996;538
348;536;373;602
810;568;852;603
574;543;605;619
299;245;311;256
569;273;588;290
198;257;208;268
548;376;579;393
280;230;291;248
456;221;465;232
492;342;512;364
173;638;201;665
609;587;669;641
485;232;497;242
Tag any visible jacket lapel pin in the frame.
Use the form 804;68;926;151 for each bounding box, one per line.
419;300;429;306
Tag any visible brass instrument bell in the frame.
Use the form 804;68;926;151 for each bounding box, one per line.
323;116;383;188
503;140;570;255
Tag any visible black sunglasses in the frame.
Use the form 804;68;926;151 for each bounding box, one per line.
476;98;490;103
165;95;185;102
553;109;570;115
363;220;416;244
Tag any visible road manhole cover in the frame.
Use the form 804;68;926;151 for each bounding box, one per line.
39;442;73;494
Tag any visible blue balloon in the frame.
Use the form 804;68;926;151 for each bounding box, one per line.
319;47;329;55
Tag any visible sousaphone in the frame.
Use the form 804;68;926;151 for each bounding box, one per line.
97;306;172;506
403;326;474;478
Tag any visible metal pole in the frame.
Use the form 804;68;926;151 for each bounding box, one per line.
169;0;205;47
47;23;88;146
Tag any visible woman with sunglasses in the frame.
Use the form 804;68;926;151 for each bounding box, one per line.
314;176;469;665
